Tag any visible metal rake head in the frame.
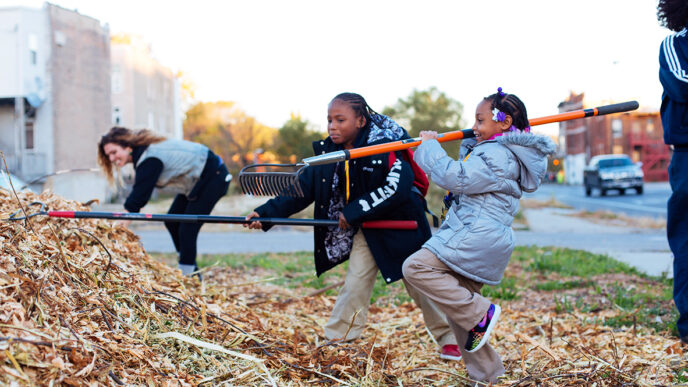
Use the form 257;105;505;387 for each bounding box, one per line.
238;163;306;197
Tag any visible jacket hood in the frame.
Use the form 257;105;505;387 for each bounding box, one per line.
496;132;556;192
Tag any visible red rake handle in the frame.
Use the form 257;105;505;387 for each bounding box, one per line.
48;211;417;230
359;220;417;230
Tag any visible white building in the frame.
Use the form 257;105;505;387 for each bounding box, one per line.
0;3;111;202
110;34;182;140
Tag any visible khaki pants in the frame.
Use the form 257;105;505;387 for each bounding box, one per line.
402;248;505;384
324;231;455;348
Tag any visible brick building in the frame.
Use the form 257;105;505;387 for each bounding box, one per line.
0;3;111;201
558;92;670;183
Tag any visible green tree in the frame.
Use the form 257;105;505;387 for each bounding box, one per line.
274;114;324;162
382;87;464;137
383;87;465;157
183;101;276;171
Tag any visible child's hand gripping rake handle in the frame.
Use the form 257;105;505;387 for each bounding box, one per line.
239;100;639;196
4;202;417;230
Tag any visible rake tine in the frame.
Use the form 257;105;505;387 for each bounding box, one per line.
241;175;251;195
276;175;287;197
268;175;278;196
279;175;290;197
249;175;258;196
254;175;266;196
288;175;300;197
283;175;293;197
239;175;247;195
248;175;257;196
256;175;266;196
294;176;303;197
243;175;253;196
269;175;280;196
241;176;250;195
274;175;285;196
238;163;307;197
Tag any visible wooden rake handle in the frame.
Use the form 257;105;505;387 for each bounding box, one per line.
303;101;639;166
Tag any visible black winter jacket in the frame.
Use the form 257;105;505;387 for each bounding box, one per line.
660;27;688;147
255;126;432;284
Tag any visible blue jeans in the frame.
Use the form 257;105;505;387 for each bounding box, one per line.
669;149;688;338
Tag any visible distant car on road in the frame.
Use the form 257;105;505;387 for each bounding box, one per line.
583;154;644;196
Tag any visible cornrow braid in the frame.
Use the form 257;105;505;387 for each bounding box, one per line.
484;91;530;131
331;92;380;128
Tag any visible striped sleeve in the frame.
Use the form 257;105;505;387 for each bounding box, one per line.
661;29;688;84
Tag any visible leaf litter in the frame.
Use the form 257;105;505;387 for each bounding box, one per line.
0;190;685;386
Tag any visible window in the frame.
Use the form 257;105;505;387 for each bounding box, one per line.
111;65;122;94
599;157;632;169
646;118;655;133
28;34;37;65
611;119;622;138
112;107;122;125
25;120;34;149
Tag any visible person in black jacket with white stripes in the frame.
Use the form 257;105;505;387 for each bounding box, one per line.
658;0;688;343
245;93;461;360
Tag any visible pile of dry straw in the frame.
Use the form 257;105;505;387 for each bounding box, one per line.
0;190;685;386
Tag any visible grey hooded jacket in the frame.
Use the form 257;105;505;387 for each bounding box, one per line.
414;133;556;285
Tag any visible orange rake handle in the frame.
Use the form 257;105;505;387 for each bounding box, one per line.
302;100;639;166
347;129;473;159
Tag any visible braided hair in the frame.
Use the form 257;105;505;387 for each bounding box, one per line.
657;0;688;32
330;92;381;128
484;89;530;131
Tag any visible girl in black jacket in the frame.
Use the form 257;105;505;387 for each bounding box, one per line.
246;93;460;360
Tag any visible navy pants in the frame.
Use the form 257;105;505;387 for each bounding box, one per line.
165;164;230;267
670;150;688;339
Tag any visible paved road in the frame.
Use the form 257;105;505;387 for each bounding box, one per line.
525;182;670;218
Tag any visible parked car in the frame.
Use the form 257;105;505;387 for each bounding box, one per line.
583;154;644;196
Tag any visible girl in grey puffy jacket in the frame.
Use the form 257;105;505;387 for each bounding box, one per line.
403;89;555;383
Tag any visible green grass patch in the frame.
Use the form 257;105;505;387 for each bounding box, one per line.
483;277;519;300
673;367;688;384
524;247;641;277
535;279;593;291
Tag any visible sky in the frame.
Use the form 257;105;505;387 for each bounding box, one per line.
2;0;670;135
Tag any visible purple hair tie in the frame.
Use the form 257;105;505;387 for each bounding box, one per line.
508;125;531;133
497;87;506;97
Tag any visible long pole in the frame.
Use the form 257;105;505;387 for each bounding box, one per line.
302;101;639;166
47;211;417;230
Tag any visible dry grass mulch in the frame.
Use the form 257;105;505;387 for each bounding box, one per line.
0;190;684;386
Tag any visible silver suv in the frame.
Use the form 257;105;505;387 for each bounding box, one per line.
583;154;644;196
